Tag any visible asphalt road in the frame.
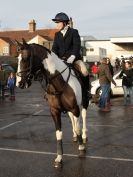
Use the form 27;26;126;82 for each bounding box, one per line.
0;81;133;177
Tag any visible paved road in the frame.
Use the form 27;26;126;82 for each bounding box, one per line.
0;81;133;177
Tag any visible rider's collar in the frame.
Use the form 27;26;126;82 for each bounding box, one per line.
61;25;69;36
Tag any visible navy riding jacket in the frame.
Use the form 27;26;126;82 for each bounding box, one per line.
52;27;81;61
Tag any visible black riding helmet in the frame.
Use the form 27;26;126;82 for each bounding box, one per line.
52;12;69;23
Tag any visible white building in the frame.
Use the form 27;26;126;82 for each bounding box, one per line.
84;36;133;65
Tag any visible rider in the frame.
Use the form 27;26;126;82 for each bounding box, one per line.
52;12;91;101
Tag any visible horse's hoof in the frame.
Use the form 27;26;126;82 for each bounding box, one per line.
78;149;86;158
73;136;78;142
83;137;88;144
54;160;63;168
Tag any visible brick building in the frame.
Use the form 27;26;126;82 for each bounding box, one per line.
0;20;58;56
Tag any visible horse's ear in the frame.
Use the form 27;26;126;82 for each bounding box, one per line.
22;38;27;45
14;39;23;47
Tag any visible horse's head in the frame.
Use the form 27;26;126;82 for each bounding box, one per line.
16;38;33;89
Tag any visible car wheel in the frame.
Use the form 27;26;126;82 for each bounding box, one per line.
96;87;102;96
96;87;112;97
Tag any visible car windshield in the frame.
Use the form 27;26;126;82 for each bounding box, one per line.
2;65;14;72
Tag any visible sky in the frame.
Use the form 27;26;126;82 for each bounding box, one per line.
0;0;133;39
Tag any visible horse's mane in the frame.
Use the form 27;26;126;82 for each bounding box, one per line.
29;43;51;54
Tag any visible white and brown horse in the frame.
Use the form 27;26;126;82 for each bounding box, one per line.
16;39;89;168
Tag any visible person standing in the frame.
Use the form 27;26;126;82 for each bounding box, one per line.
107;58;114;77
7;72;16;100
115;58;120;71
91;62;98;80
0;64;6;100
119;61;133;107
106;58;114;107
98;58;116;112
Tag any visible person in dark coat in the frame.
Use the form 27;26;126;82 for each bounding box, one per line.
106;58;114;107
119;61;133;107
52;19;81;62
52;12;91;101
107;58;114;77
0;64;6;100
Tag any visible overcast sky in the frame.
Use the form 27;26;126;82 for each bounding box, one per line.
0;0;133;39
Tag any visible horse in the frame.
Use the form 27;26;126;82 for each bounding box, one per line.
15;39;89;168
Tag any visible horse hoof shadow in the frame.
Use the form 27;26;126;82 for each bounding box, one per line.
78;149;86;158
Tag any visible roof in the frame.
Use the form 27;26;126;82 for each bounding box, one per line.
0;28;58;43
81;35;97;41
110;37;133;43
0;37;14;45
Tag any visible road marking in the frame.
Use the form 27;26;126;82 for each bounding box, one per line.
88;124;133;128
32;109;44;115
0;121;22;130
0;147;133;162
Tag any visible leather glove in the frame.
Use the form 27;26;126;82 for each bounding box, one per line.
67;55;75;63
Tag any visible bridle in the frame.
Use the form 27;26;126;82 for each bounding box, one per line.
16;49;34;82
16;47;74;95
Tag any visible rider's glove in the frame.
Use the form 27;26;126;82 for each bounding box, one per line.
123;73;127;77
67;55;75;63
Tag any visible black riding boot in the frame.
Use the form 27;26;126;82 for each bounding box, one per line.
81;75;92;106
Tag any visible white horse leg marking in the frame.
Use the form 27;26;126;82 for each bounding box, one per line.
68;112;77;139
16;54;22;87
73;116;81;135
55;130;63;162
81;108;88;140
73;116;85;151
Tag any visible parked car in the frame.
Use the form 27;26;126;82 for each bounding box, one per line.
1;63;15;79
91;71;124;96
2;64;15;73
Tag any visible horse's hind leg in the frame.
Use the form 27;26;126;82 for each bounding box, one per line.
81;108;88;143
82;93;89;143
50;107;63;168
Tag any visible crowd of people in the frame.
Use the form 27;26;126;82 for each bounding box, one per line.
115;56;133;71
97;57;133;112
0;64;16;101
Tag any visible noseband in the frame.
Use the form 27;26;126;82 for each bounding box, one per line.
16;50;34;82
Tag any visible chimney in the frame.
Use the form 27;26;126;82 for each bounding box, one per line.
28;19;36;32
69;17;73;28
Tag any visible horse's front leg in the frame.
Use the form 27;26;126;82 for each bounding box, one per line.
73;115;86;157
51;107;63;168
69;106;86;157
68;112;78;142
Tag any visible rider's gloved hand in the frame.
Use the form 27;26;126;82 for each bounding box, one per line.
67;55;75;63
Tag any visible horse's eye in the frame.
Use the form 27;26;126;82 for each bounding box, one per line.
22;58;27;62
17;47;21;52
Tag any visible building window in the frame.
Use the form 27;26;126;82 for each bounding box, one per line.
3;46;9;55
43;41;51;50
89;48;94;52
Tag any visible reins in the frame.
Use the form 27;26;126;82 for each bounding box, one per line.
46;63;72;96
16;46;75;96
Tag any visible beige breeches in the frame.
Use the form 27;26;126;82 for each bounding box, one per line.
74;60;89;76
